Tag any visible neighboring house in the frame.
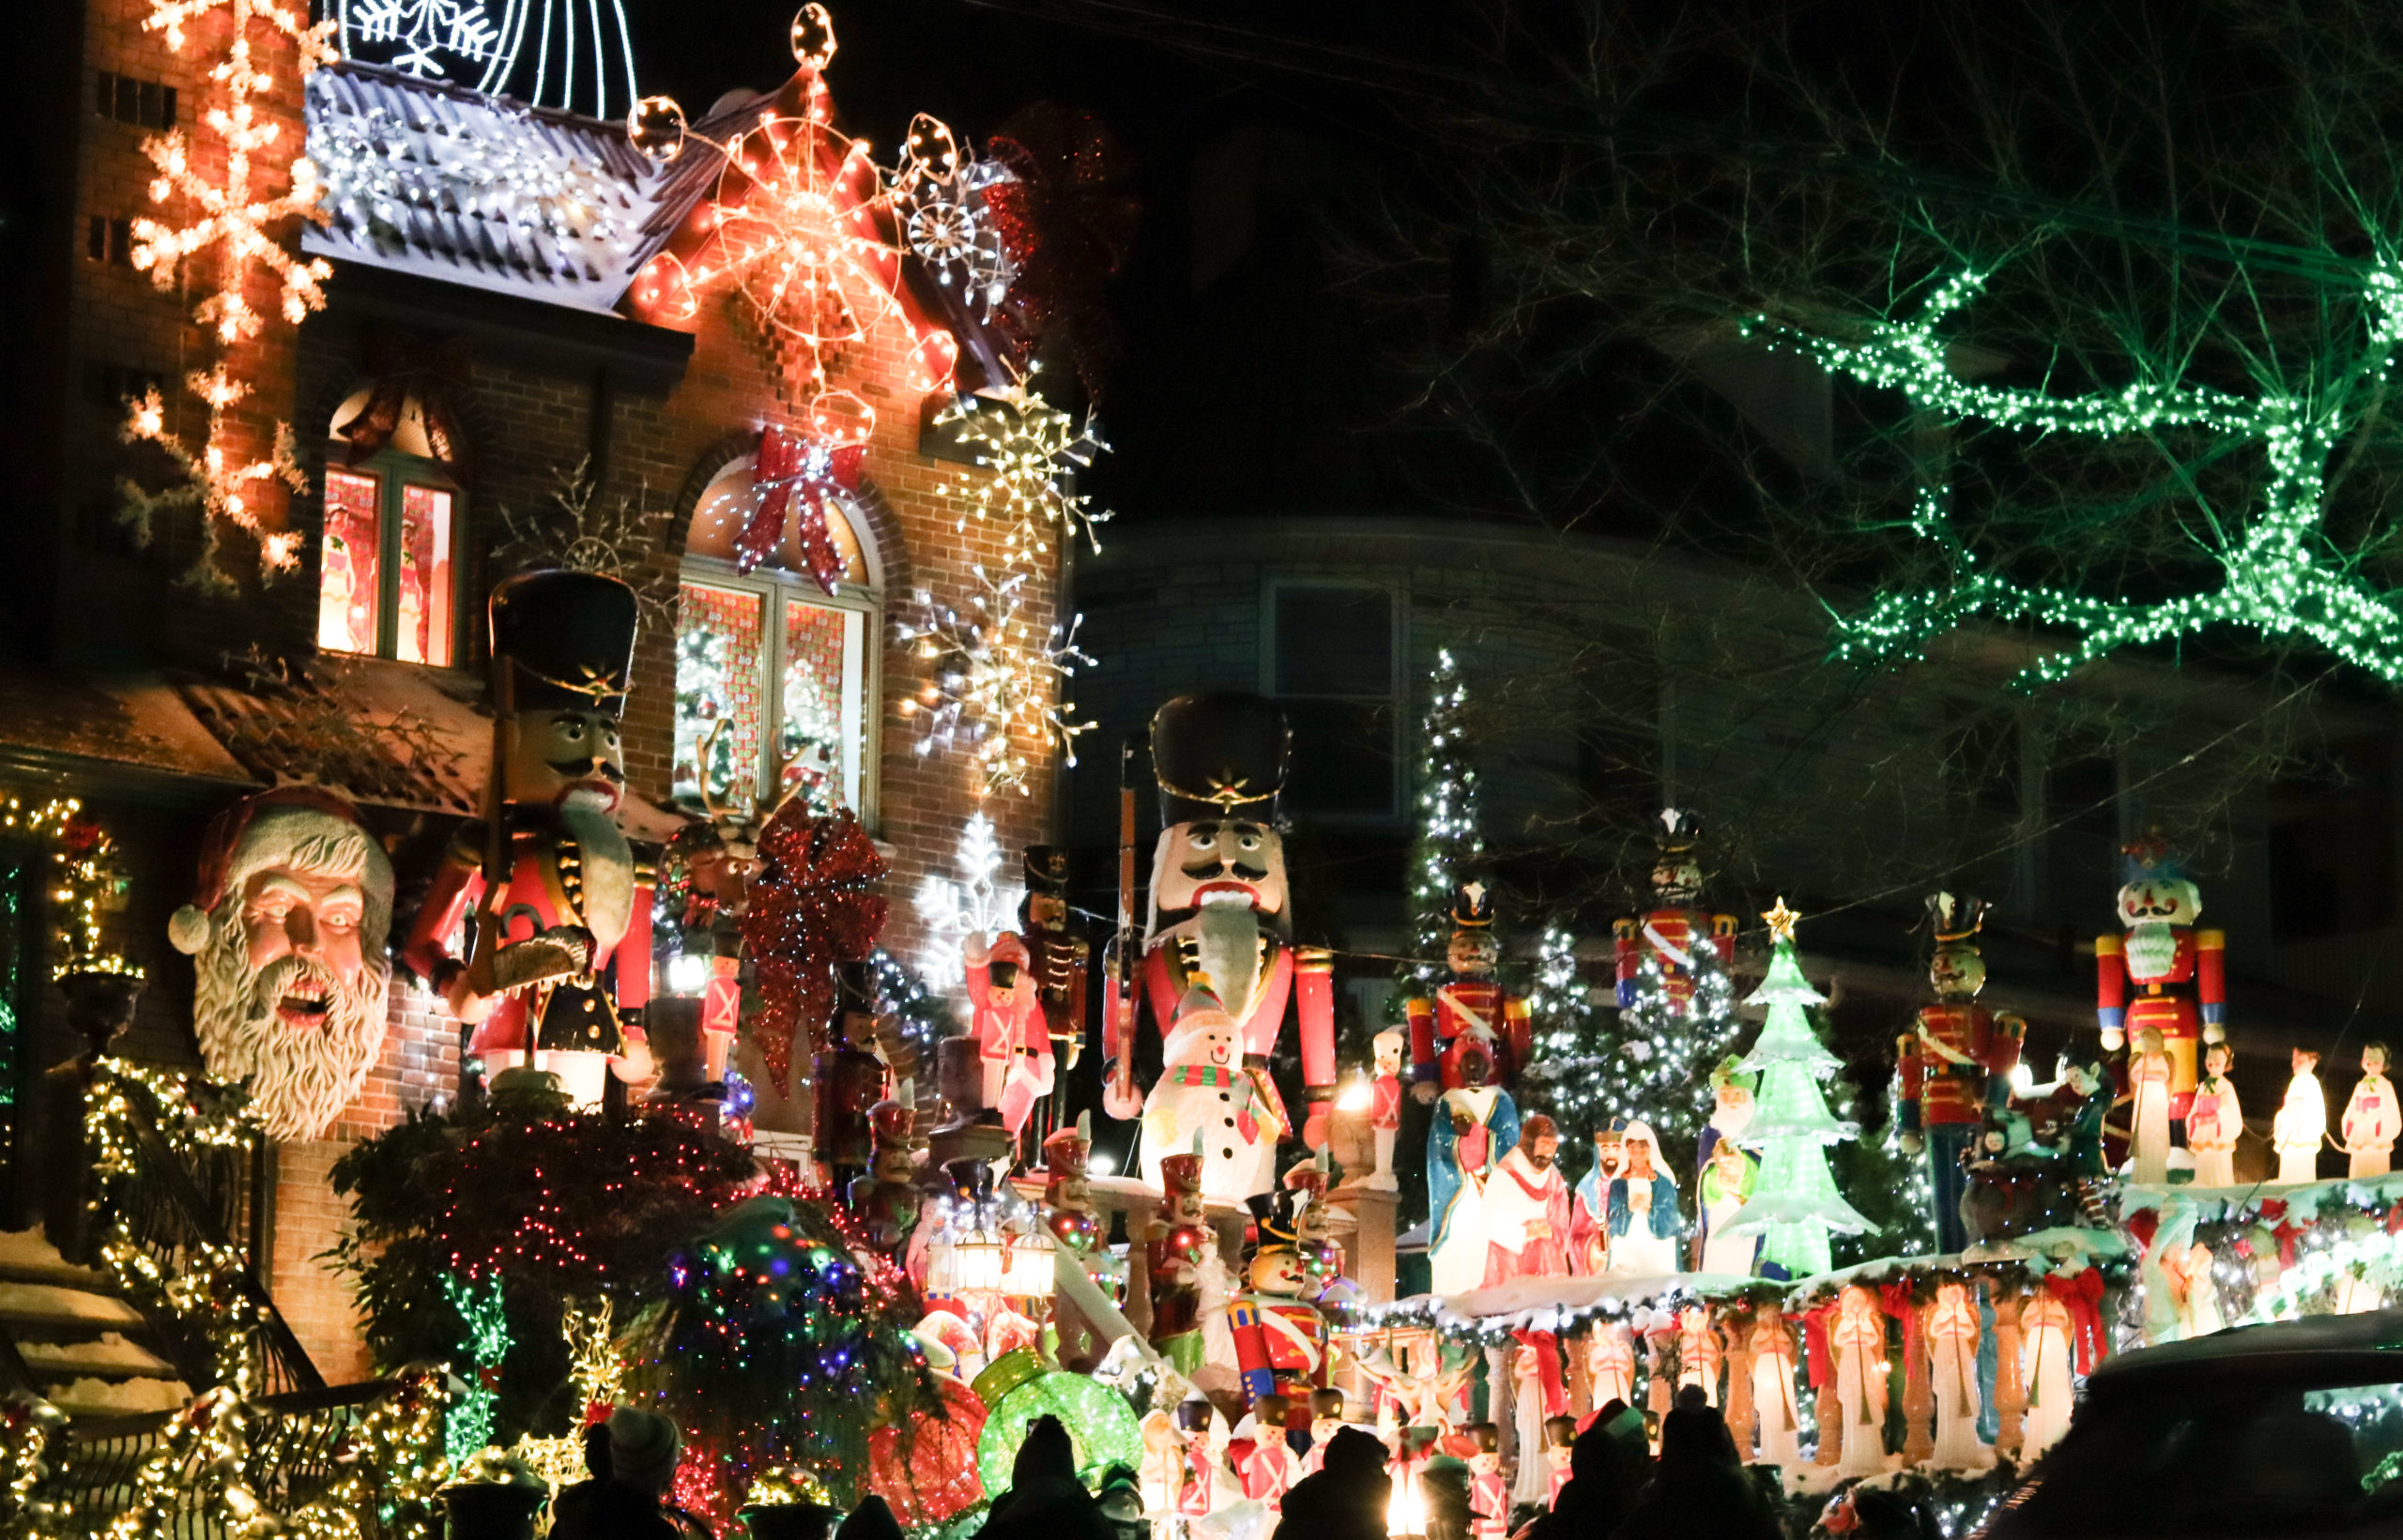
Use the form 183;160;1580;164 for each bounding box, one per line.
1067;513;2403;1152
8;8;1064;1383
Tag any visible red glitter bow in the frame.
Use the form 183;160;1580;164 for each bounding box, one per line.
2043;1270;2108;1374
1877;1282;1925;1384
982;103;1140;394
740;804;888;1094
742;424;865;590
1798;1301;1839;1388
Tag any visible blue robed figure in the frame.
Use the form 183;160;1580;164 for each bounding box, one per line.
1579;1117;1682;1274
1426;1082;1520;1295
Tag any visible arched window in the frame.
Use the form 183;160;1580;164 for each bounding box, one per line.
673;454;880;816
320;389;463;666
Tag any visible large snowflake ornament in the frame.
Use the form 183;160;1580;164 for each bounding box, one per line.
343;0;502;79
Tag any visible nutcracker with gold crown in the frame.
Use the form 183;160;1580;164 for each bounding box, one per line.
1898;892;2025;1253
1019;846;1090;1092
1406;880;1533;1102
1230;1183;1330;1413
2096;835;2224;1130
402;570;653;1109
1100;695;1338;1193
1044;1111;1101;1253
1613;808;1736;1013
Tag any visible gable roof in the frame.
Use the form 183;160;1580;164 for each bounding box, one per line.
303;62;673;313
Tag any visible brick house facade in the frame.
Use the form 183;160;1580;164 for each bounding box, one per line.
10;1;1064;1384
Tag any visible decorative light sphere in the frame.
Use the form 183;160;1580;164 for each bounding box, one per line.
974;1367;1143;1493
628;96;689;163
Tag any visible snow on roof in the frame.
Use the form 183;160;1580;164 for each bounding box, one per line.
304;62;672;313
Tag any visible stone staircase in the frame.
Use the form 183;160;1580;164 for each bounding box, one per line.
0;1228;190;1418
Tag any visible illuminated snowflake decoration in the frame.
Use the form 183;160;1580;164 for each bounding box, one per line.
1740;262;2403;687
335;0;638;118
937;383;1111;567
911;811;1022;988
340;0;501;79
895;567;1093;799
123;0;336;587
888;113;1017;317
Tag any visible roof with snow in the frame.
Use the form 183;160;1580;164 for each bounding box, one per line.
303;62;672;313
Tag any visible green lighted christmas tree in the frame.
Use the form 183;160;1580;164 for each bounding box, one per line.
1722;900;1875;1277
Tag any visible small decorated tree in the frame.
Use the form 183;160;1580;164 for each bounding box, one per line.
1402;648;1484;992
1722;901;1875;1278
1528;928;1742;1168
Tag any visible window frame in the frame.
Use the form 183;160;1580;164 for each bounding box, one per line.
1258;574;1407;822
316;442;467;669
675;538;883;828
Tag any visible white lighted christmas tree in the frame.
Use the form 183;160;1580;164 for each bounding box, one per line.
1403;648;1483;988
1525;922;1741;1165
1722;900;1875;1278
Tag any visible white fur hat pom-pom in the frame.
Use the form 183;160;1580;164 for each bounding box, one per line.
167;905;211;955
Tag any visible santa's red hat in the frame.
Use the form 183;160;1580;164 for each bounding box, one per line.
167;787;391;956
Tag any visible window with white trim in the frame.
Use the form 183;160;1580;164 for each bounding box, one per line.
319;391;463;666
673;456;880;816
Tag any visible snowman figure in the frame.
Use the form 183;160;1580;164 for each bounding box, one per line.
1141;978;1284;1204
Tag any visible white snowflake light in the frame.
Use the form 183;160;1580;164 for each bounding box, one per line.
913;812;1022;989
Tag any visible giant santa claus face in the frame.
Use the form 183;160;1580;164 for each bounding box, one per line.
171;795;395;1142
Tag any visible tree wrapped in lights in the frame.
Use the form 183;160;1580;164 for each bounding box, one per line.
1533;941;1741;1166
626;1194;938;1517
329;1084;756;1443
120;0;335;587
1720;902;1874;1278
1402;648;1484;990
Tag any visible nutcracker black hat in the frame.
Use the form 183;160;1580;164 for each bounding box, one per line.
489;569;640;714
1927;891;1989;944
1246;1185;1307;1258
1150;694;1291;827
1654;806;1704;852
1450;878;1496;930
1021;845;1070;892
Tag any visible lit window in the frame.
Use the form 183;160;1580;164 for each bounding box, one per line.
674;456;878;815
320;392;460;665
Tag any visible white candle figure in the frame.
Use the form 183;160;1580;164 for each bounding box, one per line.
1749;1304;1802;1471
2342;1042;2400;1180
1587;1322;1636;1412
1926;1282;1994;1471
2273;1047;2327;1184
2187;1036;2242;1188
2128;1027;2174;1186
1832;1285;1890;1480
2019;1289;2075;1461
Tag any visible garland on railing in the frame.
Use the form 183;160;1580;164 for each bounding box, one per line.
82;1060;268;1385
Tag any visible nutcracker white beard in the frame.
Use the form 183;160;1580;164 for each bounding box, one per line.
193;898;390;1142
2125;920;2180;980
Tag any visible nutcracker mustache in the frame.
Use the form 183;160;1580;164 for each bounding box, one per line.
193;900;390;1143
1184;858;1271;882
548;757;626;784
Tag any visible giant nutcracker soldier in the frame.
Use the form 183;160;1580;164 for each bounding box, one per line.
1101;694;1339;1192
1614;808;1736;1011
404;570;653;1108
1406;880;1534;1101
2096;835;2225;1130
1897;892;2023;1253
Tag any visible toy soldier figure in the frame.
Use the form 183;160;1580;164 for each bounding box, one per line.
1898;892;2024;1253
1614;808;1736;1013
1230;1185;1331;1412
1407;880;1534;1099
2096;835;2225;1130
1020;846;1090;1099
404;570;653;1109
848;1090;919;1260
1102;695;1339;1185
816;961;890;1187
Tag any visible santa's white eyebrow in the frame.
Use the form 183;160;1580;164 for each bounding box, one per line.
248;877;363;909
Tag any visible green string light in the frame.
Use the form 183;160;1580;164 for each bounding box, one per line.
1737;262;2403;685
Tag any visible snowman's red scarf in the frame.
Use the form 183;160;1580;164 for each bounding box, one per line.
1159;1063;1289;1141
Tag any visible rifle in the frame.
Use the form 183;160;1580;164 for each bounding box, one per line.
463;656;515;1105
1111;736;1139;1112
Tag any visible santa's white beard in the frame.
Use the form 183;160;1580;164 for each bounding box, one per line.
193;912;390;1142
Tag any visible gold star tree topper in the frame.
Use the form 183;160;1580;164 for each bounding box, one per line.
1762;897;1801;943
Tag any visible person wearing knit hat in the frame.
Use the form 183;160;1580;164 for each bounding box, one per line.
168;787;395;1141
605;1407;682;1498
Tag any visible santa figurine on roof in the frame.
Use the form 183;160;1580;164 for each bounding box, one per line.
2096;834;2225;1133
1102;694;1338;1195
403;570;653;1109
1614;808;1736;1013
1406;879;1532;1101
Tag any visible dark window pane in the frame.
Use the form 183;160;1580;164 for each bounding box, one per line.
2272;738;2396;940
1274;587;1392;696
1285;699;1396;816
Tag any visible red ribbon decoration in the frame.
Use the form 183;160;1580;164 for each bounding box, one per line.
1511;1329;1569;1417
739;804;888;1094
2259;1198;2306;1268
742;424;866;591
2043;1271;2108;1375
982;103;1140;395
2122;1208;2159;1254
340;329;473;480
1877;1283;1924;1386
1798;1302;1839;1389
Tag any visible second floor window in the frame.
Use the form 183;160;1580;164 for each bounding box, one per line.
1264;579;1400;818
319;393;461;666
